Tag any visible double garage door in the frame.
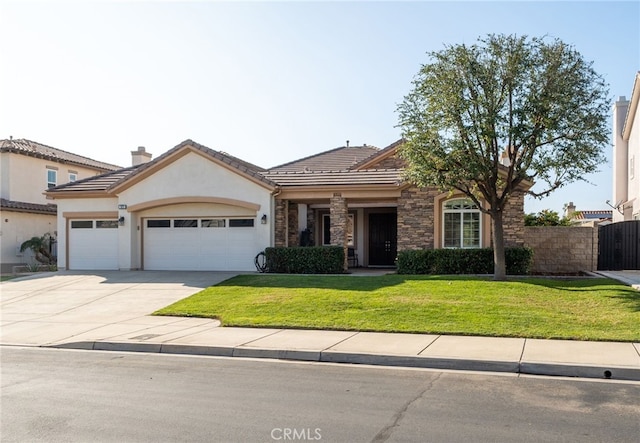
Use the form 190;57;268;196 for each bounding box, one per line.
143;217;259;271
68;217;261;271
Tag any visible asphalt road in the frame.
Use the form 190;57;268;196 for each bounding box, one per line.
2;347;639;443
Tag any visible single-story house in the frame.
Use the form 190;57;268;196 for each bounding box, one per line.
46;139;528;272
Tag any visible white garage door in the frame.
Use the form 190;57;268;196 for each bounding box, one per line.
143;217;260;271
68;219;119;270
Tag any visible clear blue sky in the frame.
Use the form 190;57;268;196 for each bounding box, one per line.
1;1;638;215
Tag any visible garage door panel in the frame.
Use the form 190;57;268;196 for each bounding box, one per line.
69;220;119;270
144;218;259;271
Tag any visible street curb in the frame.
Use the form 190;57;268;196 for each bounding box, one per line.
520;362;640;381
320;351;520;373
47;341;640;381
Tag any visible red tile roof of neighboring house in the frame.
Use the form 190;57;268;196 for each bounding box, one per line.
0;198;57;215
269;145;380;172
573;210;613;220
0;138;121;172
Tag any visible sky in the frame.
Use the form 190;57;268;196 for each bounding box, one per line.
1;0;638;215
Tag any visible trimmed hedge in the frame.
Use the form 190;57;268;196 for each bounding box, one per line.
397;247;533;275
265;246;345;274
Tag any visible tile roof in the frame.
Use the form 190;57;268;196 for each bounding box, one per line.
351;139;404;170
46;140;277;194
46;166;141;193
269;145;380;172
1;198;57;214
111;139;277;191
265;169;403;187
574;210;613;220
0;138;121;172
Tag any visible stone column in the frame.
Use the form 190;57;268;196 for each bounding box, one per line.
287;202;299;246
306;207;316;246
502;190;525;247
330;193;348;271
274;199;288;247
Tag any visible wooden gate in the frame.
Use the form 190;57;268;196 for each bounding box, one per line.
598;221;640;270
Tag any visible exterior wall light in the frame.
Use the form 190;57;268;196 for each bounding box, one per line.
118;216;125;226
261;214;268;224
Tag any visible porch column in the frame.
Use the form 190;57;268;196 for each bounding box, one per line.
287;202;299;246
274;199;288;247
330;193;348;272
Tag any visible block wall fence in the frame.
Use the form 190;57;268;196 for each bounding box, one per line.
523;226;598;274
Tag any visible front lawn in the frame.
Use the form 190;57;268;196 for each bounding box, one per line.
154;275;640;342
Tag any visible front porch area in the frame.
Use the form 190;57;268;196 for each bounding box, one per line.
274;195;398;270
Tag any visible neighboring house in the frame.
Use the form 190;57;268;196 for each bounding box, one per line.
46;139;529;272
563;202;612;227
612;72;640;222
0;138;120;273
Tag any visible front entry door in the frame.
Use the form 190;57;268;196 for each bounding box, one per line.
369;213;397;266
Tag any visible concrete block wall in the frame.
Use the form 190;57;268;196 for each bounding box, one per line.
523;226;598;274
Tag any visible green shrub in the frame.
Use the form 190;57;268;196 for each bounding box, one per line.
264;246;345;274
397;247;533;275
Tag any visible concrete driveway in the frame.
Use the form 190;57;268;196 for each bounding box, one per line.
1;271;235;347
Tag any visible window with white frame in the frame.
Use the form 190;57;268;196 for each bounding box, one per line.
47;169;57;188
443;198;481;248
68;171;78;182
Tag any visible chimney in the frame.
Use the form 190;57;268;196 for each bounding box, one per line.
565;202;576;218
131;146;152;166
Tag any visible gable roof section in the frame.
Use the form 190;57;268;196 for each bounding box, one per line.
46;166;141;197
46;140;277;197
269;145;380;172
0;138;121;172
1;198;57;215
109;139;276;193
351;139;404;170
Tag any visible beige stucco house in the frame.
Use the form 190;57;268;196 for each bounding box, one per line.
46;139;528;272
612;72;640;222
0;138;120;273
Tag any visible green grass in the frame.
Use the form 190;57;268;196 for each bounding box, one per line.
154;274;640;342
0;276;17;282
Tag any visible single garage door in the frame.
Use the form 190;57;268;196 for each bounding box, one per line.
68;219;119;270
143;217;260;271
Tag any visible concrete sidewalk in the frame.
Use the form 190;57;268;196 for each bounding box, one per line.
2;271;639;381
46;324;640;381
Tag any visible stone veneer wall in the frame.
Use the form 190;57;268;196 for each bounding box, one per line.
274;199;287;247
306;207;315;246
287;202;299;246
330;193;348;271
523;226;598;273
502;190;526;247
397;186;438;250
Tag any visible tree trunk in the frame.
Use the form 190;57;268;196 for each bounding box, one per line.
491;210;507;281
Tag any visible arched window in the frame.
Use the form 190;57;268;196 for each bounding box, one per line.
443;198;481;248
